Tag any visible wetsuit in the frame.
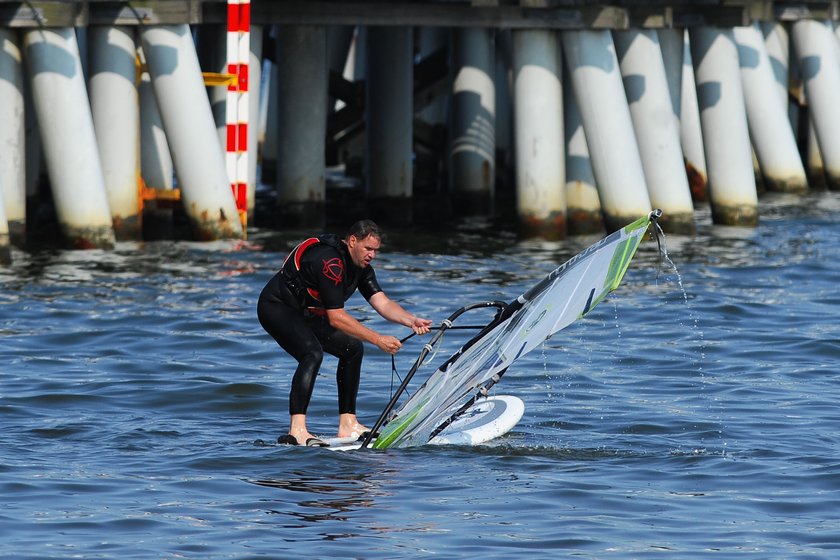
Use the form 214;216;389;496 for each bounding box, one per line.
257;235;382;416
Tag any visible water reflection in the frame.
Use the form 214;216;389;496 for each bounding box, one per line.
248;468;385;526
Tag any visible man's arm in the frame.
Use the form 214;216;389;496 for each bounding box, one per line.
369;292;432;335
325;307;402;354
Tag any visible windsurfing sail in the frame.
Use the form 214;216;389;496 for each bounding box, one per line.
364;210;661;449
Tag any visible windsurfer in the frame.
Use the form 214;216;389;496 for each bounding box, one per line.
258;219;432;446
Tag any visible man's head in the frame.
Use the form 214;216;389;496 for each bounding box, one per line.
345;220;382;268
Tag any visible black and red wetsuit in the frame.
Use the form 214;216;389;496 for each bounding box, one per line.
257;235;382;416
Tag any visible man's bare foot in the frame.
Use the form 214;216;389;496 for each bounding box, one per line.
286;414;319;445
338;413;369;438
289;429;318;445
338;425;369;439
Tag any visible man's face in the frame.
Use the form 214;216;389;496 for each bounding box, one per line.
347;234;380;268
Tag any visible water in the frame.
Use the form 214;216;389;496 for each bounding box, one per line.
2;194;840;558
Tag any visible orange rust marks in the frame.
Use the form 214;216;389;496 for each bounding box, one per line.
567;208;605;235
73;237;98;250
520;211;567;240
685;160;708;202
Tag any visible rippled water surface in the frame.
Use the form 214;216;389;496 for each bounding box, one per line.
2;195;840;558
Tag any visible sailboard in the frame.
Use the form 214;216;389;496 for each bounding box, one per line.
359;209;661;450
319;395;525;451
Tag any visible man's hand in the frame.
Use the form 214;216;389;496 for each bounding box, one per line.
376;335;402;354
410;317;433;335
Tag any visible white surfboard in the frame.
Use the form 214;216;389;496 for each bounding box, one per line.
321;395;524;451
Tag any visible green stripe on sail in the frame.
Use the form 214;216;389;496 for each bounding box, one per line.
372;401;427;449
604;217;650;291
624;214;651;235
581;216;650;317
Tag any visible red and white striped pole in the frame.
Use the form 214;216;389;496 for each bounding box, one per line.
226;0;250;231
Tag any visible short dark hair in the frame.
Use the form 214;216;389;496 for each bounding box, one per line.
346;219;382;241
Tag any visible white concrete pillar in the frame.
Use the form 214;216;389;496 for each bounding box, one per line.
139;69;173;191
24;28;115;249
140;25;242;240
275;25;327;227
0;29;25;243
762;22;806;181
89;26;142;240
139;65;175;239
365;26;413;224
657;28;684;123
614;29;694;234
449;27;495;215
792;20;840;190
689;27;757;226
760;22;791;113
563;62;602;235
680;30;708;202
734;24;807;194
562;30;651;231
512;29;565;238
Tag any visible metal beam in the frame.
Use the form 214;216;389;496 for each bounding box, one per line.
0;1;222;27
252;2;631;30
0;1;835;29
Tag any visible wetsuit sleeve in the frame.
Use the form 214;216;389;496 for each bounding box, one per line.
358;266;382;301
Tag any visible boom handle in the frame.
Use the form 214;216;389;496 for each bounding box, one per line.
360;300;507;449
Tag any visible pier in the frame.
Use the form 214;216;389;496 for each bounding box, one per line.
0;0;839;259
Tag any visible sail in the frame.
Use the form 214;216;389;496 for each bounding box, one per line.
372;212;657;449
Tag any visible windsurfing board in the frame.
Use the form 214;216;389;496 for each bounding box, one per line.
321;395;525;451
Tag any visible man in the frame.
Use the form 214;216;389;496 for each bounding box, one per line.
258;220;432;446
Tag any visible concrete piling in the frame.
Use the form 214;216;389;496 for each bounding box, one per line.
735;24;808;194
563;62;602;235
449;27;496;216
139;65;176;239
0;29;25;244
511;29;565;238
679;30;708;203
88;25;142;240
562;30;651;232
792;20;840;191
140;25;243;240
274;25;328;228
24;27;116;249
365;26;413;224
614;29;695;234
7;3;840;246
690;27;758;226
